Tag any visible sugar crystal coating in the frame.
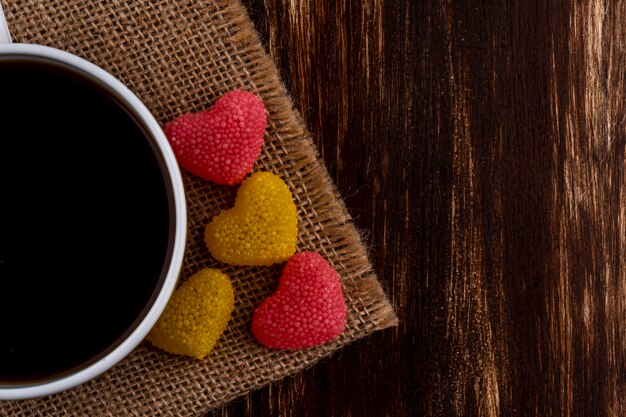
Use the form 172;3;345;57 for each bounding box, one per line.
251;252;347;349
164;90;267;185
205;171;298;266
147;269;234;359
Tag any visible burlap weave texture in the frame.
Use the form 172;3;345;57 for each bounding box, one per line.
0;0;397;415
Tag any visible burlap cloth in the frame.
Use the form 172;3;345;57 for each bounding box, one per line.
0;0;397;415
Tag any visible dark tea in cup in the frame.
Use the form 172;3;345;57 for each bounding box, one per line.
0;57;176;384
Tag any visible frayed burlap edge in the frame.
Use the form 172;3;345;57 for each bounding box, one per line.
0;0;397;415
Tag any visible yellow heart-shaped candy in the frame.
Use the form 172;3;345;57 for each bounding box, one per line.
205;171;298;266
147;268;234;359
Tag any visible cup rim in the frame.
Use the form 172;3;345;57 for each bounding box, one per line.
0;43;187;400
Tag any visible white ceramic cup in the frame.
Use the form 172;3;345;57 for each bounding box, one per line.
0;5;187;400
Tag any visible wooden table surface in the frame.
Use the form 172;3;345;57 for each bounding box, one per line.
212;1;625;416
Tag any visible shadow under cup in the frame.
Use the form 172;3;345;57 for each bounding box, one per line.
0;53;180;388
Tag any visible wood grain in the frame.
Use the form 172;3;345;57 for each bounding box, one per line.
210;1;625;416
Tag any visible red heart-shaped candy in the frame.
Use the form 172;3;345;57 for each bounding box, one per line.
251;252;347;349
164;90;266;185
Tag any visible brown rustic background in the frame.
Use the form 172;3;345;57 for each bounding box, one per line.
213;0;625;416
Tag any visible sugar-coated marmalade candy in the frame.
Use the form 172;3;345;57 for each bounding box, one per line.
147;269;234;359
164;90;266;185
205;172;298;266
252;252;347;349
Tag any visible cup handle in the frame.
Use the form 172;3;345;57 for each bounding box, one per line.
0;1;12;44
